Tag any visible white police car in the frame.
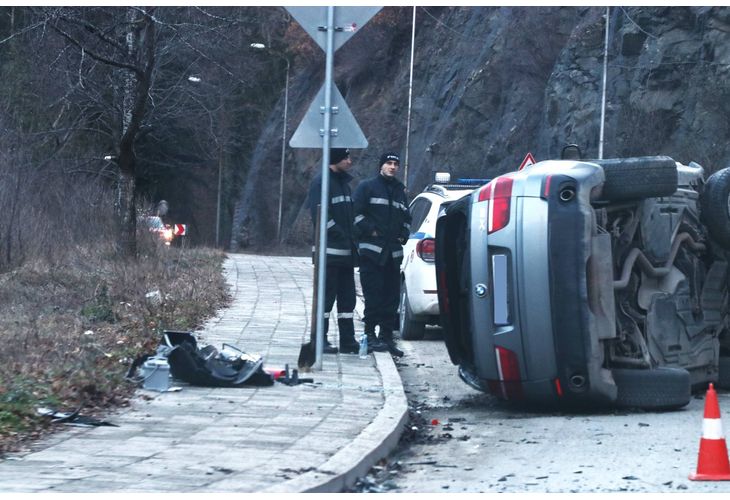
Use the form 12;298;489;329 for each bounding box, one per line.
399;173;488;339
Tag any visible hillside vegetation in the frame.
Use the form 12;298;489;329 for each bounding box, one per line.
0;235;230;455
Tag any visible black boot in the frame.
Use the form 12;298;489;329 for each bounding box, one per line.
339;335;359;354
380;330;404;357
323;339;338;354
367;331;388;353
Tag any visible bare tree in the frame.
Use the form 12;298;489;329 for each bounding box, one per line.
0;6;289;259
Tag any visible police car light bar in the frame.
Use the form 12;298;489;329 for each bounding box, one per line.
434;172;451;183
456;178;492;186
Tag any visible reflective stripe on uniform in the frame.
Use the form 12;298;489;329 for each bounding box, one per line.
326;219;336;229
359;242;383;253
369;197;406;211
331;195;352;204
337;312;354;319
355;214;365;224
323;312;330;318
326;248;351;256
403;222;411;230
392;250;403;258
369;197;390;206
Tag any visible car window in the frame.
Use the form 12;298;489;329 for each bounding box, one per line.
409;198;432;234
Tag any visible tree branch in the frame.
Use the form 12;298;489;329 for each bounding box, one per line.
49;23;142;75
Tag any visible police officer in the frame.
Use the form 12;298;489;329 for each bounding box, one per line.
353;152;411;357
307;148;360;354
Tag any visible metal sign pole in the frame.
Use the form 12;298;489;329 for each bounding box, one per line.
314;6;335;371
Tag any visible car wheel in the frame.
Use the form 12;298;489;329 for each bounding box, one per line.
612;367;691;410
717;356;730;389
701;167;730;250
598;156;678;202
399;283;426;340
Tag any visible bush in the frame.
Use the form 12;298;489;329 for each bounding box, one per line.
0;241;230;455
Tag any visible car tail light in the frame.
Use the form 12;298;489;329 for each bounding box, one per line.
488;346;523;400
416;238;435;262
477;177;513;233
541;174;553;199
554;378;563;397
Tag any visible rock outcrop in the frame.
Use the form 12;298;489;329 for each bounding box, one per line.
232;6;730;250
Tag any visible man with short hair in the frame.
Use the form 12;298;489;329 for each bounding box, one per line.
353;152;411;357
307;148;360;354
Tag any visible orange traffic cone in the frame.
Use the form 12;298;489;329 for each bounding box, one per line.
689;383;730;480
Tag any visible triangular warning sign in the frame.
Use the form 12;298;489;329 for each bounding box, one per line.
289;82;368;149
518;152;537;171
286;7;382;53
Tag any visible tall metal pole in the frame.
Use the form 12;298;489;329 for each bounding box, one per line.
277;59;290;242
314;6;335;370
598;6;609;160
404;6;416;190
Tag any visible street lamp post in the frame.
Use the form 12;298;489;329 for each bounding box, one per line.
251;43;290;243
187;74;224;247
404;6;416;190
599;7;610;160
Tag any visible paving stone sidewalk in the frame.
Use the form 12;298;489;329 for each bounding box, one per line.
0;254;408;492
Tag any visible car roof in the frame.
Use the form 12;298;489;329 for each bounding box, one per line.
418;183;484;200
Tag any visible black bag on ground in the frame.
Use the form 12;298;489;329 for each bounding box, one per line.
164;332;273;387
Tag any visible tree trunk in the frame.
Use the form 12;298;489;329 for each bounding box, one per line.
116;167;137;256
114;8;156;258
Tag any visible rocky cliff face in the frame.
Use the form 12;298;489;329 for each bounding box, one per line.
231;6;730;250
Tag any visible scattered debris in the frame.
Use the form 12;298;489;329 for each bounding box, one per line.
276;364;314;386
128;331;275;389
145;290;162;306
37;406;118;427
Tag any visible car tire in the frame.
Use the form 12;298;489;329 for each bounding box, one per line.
701;167;730;250
717;356;730;389
598;156;678;202
612;366;691;410
399;283;426;340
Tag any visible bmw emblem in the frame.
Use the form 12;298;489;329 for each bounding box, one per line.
474;283;488;297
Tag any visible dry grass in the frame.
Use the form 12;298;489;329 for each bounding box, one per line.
0;233;230;455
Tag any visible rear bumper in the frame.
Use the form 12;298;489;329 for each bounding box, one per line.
439;168;618;405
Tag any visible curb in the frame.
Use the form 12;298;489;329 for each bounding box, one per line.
262;352;408;492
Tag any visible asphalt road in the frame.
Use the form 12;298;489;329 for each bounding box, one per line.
357;327;730;493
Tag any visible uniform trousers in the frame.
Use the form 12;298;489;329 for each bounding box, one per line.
319;264;356;345
359;256;400;339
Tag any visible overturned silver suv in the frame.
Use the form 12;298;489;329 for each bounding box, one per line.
435;156;730;410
